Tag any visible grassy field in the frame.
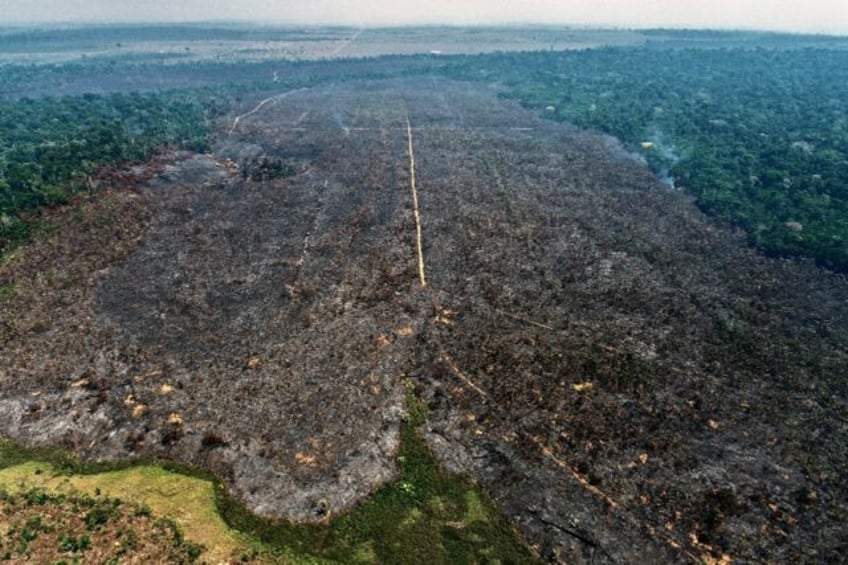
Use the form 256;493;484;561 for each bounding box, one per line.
0;459;250;562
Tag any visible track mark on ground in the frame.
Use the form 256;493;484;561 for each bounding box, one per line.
229;89;306;135
435;345;716;563
405;114;427;287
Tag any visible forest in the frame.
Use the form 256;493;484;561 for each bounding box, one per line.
0;90;211;250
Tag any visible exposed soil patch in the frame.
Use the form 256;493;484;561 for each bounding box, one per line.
2;79;847;563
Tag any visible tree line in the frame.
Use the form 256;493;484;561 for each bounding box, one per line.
0;90;212;251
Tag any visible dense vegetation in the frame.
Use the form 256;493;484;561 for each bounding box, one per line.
444;46;848;270
0;90;211;251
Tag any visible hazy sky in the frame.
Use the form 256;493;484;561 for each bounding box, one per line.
2;0;847;35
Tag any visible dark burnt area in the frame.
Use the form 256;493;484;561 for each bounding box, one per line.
1;80;846;562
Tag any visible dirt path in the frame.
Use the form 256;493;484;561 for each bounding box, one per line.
228;88;306;135
331;28;364;58
405;114;427;287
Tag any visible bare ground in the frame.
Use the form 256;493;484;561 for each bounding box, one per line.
2;79;847;563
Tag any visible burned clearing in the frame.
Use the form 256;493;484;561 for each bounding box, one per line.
2;79;848;563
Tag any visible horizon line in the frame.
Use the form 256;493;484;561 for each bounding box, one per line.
0;20;846;37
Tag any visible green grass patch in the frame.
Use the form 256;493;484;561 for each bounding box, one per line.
0;486;204;562
0;282;12;303
0;460;251;563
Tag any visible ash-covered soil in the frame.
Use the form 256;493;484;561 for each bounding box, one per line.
2;79;847;563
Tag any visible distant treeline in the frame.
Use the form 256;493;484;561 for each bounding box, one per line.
0;24;354;52
441;47;848;271
0;56;445;99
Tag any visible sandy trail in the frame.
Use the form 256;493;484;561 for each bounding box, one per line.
229;89;306;135
405;114;427;287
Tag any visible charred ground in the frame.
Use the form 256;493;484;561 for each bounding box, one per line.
1;78;847;563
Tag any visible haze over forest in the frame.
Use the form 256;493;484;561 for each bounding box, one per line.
3;0;848;35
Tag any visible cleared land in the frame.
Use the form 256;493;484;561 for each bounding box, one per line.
1;78;847;563
0;25;644;65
